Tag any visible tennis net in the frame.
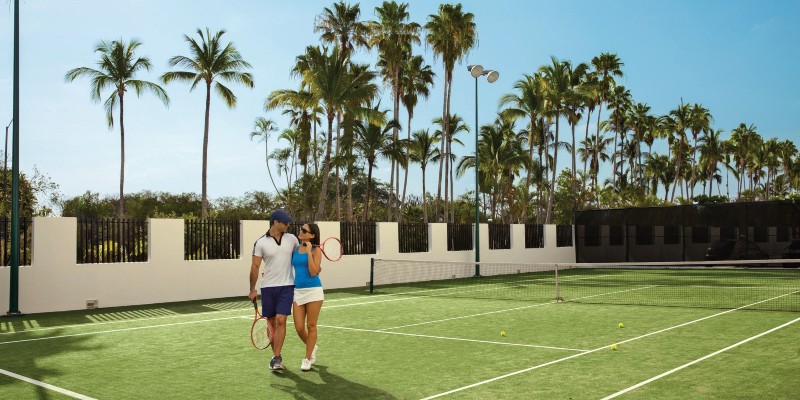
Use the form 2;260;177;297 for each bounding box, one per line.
369;258;800;312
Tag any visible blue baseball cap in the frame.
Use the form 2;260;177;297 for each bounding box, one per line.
270;209;292;223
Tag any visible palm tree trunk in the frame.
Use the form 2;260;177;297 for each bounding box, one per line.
313;122;319;176
435;72;448;221
444;132;451;222
583;109;592;177
347;137;354;222
264;141;281;195
571;122;577;183
365;163;373;221
525;116;535;223
315;113;335;220
422;164;428;223
545;115;559;224
118;92;125;219
449;143;455;223
399;112;412;224
201;82;212;219
335;114;341;220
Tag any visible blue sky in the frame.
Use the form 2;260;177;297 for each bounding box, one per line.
1;1;798;207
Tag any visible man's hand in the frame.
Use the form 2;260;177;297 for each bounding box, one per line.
248;289;257;301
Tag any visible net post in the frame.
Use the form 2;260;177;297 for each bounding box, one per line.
554;265;560;302
369;257;375;293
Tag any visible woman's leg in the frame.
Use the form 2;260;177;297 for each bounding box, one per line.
292;301;307;344
303;300;323;359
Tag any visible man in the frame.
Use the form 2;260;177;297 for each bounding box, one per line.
249;209;298;371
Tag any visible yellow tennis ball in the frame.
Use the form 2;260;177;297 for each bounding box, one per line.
611;344;618;350
500;331;507;337
618;322;624;328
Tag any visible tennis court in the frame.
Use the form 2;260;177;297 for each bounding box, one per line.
1;261;799;399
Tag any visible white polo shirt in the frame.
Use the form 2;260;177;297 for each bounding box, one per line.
252;232;299;288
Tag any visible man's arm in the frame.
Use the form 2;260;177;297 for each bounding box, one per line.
248;255;262;300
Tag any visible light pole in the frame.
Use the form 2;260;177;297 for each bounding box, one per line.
467;65;499;277
3;119;12;202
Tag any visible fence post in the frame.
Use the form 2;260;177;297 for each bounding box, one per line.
369;257;374;293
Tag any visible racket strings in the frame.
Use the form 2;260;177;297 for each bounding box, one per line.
251;318;272;349
321;237;342;261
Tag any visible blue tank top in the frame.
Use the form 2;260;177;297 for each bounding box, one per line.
292;248;322;289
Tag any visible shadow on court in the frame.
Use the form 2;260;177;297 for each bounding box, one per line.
271;364;398;400
0;327;101;400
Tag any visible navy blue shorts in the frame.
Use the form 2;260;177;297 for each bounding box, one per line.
261;285;294;318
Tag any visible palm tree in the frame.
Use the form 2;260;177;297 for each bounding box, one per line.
161;28;254;219
591;53;624;166
579;133;612;203
65;39;170;219
425;3;477;222
539;56;572;224
579;72;600;179
729;123;758;197
408;129;439;223
249;117;281;195
606;85;632;189
315;2;370;55
370;1;420;221
626;102;653;189
292;45;378;220
688;104;712;197
434;114;470;222
563;62;589;183
697;129;724;196
499;73;545;223
276;128;303;194
399;55;435;222
266;88;322;183
663;101;691;201
778;140;798;195
354;116;399;220
457;117;525;222
643;154;674;201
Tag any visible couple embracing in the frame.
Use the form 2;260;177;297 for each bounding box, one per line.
248;210;324;372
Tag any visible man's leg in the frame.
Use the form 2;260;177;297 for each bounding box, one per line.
272;314;288;357
269;285;294;369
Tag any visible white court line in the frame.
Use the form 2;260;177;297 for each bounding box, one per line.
0;274;606;336
0;306;251;336
600;315;800;399
0;368;96;400
0;315;243;346
380;285;657;331
319;324;589;352
419;289;800;400
366;273;611;300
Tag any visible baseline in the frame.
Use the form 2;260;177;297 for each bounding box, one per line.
419;289;800;399
0;368;96;400
600;315;800;399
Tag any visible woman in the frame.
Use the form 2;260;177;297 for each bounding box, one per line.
292;223;323;371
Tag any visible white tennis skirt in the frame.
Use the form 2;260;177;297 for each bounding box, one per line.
294;287;324;305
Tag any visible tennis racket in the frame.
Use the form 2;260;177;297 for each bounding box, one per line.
250;299;273;350
318;237;342;261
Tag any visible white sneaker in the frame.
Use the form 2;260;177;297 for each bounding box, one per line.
310;345;319;364
300;358;312;371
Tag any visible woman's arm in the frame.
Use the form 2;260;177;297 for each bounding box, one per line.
307;244;322;277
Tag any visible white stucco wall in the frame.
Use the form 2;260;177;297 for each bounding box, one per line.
0;218;574;314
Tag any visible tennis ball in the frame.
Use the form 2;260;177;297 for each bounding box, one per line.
500;331;507;337
618;322;625;328
611;344;618;351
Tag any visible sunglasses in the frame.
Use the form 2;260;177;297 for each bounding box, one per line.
300;227;310;234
